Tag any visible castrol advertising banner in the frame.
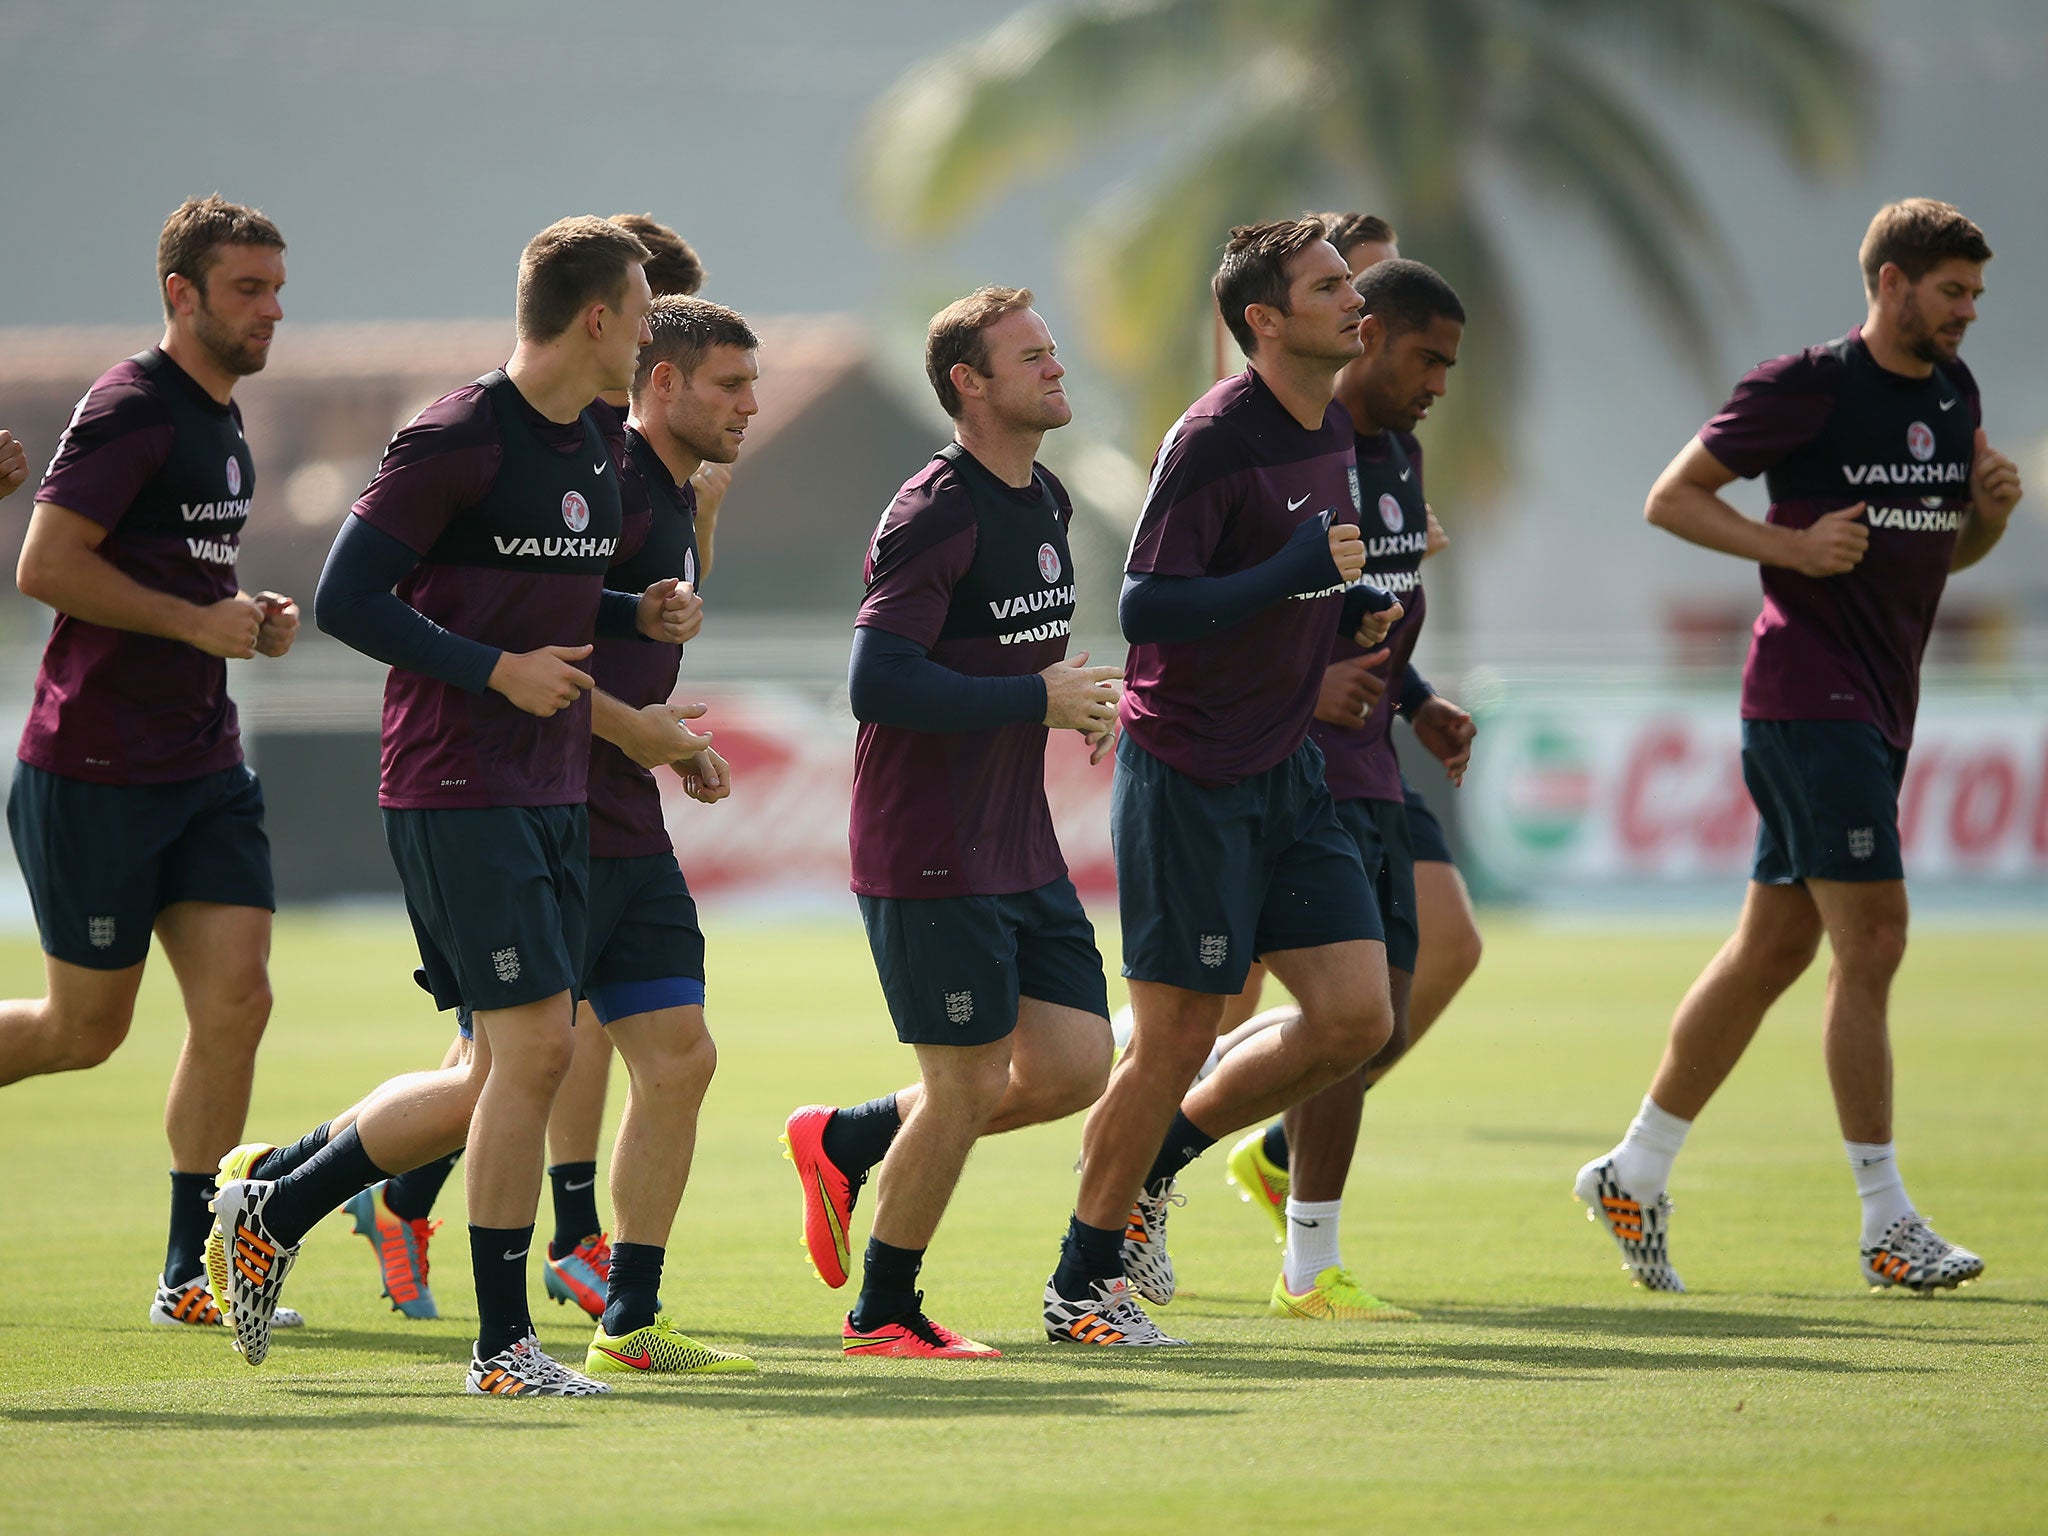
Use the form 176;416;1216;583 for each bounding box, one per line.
1460;688;2048;896
657;691;1119;900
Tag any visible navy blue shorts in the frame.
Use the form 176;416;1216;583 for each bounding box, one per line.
7;760;273;970
383;804;588;1016
1338;797;1417;974
584;851;706;1025
859;875;1109;1047
1743;719;1907;884
1114;733;1376;994
1401;776;1455;867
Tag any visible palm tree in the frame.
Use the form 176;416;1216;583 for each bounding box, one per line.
859;0;1865;501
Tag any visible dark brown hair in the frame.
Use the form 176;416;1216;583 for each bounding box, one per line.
924;286;1035;418
631;296;760;399
609;213;706;298
1213;217;1332;356
515;216;651;342
1316;211;1398;260
156;194;285;317
1859;199;1991;297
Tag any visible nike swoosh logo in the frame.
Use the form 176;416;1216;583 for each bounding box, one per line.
563;1178;595;1192
1399;468;1411;481
1291;1219;1320;1229
816;1169;849;1258
595;1345;651;1369
1939;398;1957;411
1286;494;1311;511
594;459;610;473
502;1248;529;1262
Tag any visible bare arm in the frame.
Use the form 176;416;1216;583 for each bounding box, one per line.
1644;437;1867;577
691;462;731;581
1950;428;2023;572
590;688;712;770
17;501;262;657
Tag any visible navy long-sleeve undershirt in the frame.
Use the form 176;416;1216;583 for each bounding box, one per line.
1120;516;1393;645
847;624;1048;733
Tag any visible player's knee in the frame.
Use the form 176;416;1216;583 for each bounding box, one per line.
196;974;274;1050
41;997;137;1070
1738;921;1821;990
1321;995;1392;1067
635;1029;717;1102
1836;916;1908;981
1444;924;1483;987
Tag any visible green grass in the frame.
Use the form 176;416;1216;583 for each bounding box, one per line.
1;912;2043;1533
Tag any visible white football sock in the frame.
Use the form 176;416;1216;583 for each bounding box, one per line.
1609;1096;1691;1197
1846;1140;1914;1245
1282;1198;1343;1292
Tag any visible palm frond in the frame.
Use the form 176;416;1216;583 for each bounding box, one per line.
1497;35;1729;389
857;0;1238;237
1540;0;1870;171
1067;89;1335;454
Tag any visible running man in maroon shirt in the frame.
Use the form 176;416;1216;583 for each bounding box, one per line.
782;287;1121;1357
0;196;304;1334
1578;200;2023;1296
207;218;699;1396
1043;220;1403;1347
345;217;722;1329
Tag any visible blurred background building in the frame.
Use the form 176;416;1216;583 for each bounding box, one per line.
0;0;2043;912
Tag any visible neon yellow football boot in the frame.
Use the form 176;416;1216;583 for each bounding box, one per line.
586;1313;757;1376
1269;1266;1417;1322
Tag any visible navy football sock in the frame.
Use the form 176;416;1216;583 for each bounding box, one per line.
471;1223;537;1360
547;1161;602;1258
848;1237;924;1331
1262;1121;1291;1172
248;1121;332;1183
1052;1214;1125;1296
820;1094;902;1178
260;1124;390;1248
1145;1110;1217;1188
600;1242;665;1337
164;1171;215;1288
383;1149;461;1221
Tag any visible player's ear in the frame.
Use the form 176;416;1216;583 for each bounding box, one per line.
949;360;982;404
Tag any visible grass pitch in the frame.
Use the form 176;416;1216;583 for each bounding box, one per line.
0;911;2042;1534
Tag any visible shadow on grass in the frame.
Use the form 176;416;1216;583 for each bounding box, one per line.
0;1404;574;1433
1414;1302;2013;1346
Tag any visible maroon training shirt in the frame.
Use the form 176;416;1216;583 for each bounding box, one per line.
350;377;621;809
21;349;254;784
1698;327;1980;750
1121;369;1357;787
850;448;1076;899
1312;429;1428;803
